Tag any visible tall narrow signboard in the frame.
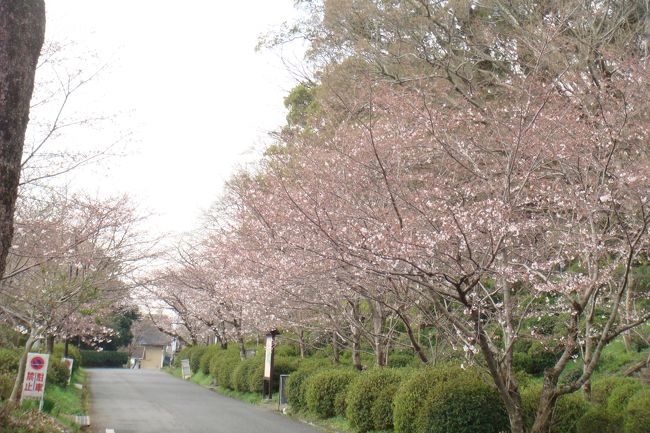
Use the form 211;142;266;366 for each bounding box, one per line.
21;353;50;410
263;330;279;400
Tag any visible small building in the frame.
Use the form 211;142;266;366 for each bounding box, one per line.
131;321;173;369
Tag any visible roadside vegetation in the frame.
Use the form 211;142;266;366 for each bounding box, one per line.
0;333;90;433
171;333;649;433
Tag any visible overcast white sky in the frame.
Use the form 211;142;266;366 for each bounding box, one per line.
38;1;306;235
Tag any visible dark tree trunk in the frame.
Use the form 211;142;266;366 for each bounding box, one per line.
46;334;54;353
331;331;339;364
10;330;36;402
0;0;46;279
298;329;306;358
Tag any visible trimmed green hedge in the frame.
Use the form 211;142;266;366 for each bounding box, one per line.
286;363;324;412
394;366;464;433
232;358;262;392
305;369;358;418
80;350;128;368
46;359;70;388
346;368;403;432
415;371;509;433
189;346;207;373
576;408;622;433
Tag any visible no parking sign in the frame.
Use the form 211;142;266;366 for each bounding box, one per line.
21;353;49;400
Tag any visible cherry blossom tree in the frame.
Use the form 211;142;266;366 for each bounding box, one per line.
0;192;148;402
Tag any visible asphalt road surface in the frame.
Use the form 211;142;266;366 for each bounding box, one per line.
88;369;321;433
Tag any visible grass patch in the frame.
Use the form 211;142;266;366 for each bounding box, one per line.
214;386;264;404
295;413;391;433
190;370;213;386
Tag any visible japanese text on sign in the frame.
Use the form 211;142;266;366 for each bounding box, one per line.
21;353;49;400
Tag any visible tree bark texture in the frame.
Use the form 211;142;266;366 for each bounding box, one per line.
9;330;36;402
0;0;46;279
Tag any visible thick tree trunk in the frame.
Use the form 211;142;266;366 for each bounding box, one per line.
530;382;558;433
622;275;634;351
45;334;54;353
349;299;363;370
351;326;362;370
369;300;388;366
0;0;46;279
10;330;37;402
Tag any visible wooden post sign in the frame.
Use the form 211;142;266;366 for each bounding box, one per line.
21;353;49;408
181;358;191;380
263;330;279;400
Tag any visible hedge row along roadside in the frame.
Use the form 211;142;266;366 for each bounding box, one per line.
287;362;649;433
173;344;302;394
171;345;650;433
79;350;128;368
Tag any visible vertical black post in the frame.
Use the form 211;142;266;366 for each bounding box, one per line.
64;338;69;358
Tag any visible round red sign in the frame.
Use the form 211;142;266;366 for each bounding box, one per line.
30;356;46;370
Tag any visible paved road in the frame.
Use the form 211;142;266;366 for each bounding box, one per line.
88;369;321;433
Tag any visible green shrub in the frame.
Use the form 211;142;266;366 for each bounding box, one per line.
274;345;300;357
623;389;650;433
415;373;509;433
576;408;623;433
174;346;194;368
80;350;128;367
334;386;349;417
0;348;20;375
214;356;240;389
0;374;14;400
346;368;403;432
286;365;321;412
388;353;415;368
522;385;592;433
199;346;221;375
189;346;207;373
248;361;265;393
371;382;400;430
305;369;358;418
607;382;643;412
592;376;641;406
249;356;299;394
552;393;593;433
46;359;70;388
394;366;468;433
52;344;81;373
232;358;261;392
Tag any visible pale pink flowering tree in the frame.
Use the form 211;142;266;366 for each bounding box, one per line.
231;58;649;432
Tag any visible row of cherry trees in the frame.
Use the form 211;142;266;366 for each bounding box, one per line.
151;59;650;433
152;2;649;433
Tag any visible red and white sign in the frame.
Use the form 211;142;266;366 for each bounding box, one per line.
21;353;49;400
62;357;74;384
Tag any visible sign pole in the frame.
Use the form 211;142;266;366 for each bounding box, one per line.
263;329;279;400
